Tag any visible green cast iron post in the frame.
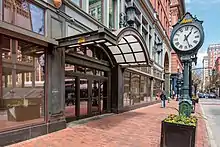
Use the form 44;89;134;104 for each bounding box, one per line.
179;56;192;117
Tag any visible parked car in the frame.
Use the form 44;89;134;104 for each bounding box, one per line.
198;93;205;98
208;93;216;98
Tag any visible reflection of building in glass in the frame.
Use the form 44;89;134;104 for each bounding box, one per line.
3;0;44;35
89;0;102;23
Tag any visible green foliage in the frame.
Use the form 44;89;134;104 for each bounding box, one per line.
164;114;197;126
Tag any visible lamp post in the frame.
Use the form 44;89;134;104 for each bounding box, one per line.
176;65;181;101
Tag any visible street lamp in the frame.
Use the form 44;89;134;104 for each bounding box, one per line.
126;2;135;26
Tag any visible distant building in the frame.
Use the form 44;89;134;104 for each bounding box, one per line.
207;44;220;76
215;57;220;73
202;56;209;91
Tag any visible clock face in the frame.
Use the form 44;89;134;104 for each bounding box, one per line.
172;25;201;51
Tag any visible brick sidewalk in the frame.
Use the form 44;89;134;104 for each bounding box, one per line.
9;101;209;147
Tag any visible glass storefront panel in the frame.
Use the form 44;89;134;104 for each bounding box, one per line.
79;79;88;116
3;0;45;35
89;0;102;23
131;73;140;105
123;71;154;106
64;77;76;118
0;38;45;131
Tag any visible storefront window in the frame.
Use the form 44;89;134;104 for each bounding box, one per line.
3;0;45;35
0;37;45;132
123;71;153;106
89;0;102;23
109;0;115;29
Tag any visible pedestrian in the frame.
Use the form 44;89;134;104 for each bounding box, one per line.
160;90;166;108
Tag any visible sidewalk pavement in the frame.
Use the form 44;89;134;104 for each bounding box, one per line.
9;101;209;147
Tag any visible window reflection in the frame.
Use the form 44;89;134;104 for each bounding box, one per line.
0;38;45;131
123;71;153;106
89;0;102;23
3;0;45;35
71;0;80;6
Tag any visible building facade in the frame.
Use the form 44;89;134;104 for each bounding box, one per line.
0;0;173;145
202;56;209;91
169;0;185;95
208;44;220;74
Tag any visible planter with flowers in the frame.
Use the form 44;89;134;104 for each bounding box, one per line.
160;114;197;147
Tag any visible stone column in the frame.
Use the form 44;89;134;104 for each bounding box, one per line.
111;65;124;113
11;39;17;89
0;35;3;107
47;46;65;118
150;77;154;101
165;73;170;98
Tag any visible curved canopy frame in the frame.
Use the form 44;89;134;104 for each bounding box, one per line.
106;27;152;67
57;27;152;68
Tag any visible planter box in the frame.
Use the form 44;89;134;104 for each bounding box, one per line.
160;121;196;147
7;105;41;121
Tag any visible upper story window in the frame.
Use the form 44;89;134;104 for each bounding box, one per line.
3;0;45;35
109;0;115;29
71;0;81;6
89;0;103;23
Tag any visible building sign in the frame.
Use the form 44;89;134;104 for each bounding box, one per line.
78;37;86;44
3;0;45;35
180;18;193;24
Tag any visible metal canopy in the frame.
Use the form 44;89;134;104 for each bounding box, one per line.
57;27;152;67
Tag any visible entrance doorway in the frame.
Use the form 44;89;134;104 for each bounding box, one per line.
65;74;108;121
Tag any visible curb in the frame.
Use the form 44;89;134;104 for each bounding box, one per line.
199;103;217;147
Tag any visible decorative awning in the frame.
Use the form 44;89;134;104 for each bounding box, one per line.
57;27;152;67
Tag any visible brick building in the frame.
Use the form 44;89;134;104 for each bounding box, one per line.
169;0;185;95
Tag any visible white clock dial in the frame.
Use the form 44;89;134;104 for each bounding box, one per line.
172;25;201;51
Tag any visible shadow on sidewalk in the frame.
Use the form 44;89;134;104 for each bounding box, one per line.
86;111;146;130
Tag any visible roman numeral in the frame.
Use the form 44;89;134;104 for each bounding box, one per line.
189;44;193;48
185;26;189;31
176;33;180;36
179;29;183;33
194;31;198;34
175;42;180;46
179;45;183;49
184;46;188;49
193;40;198;44
195;35;200;38
174;38;178;41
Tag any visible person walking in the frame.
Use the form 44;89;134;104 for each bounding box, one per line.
160;90;166;108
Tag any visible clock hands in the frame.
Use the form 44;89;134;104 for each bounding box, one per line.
184;35;190;48
184;27;193;41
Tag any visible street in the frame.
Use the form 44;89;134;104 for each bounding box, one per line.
200;98;220;147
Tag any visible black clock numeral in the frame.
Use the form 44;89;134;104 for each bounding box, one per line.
176;33;180;36
184;46;188;49
195;35;200;38
175;42;180;46
189;44;193;48
193;40;198;44
179;45;183;49
174;38;178;41
185;26;189;31
194;30;198;34
179;29;183;33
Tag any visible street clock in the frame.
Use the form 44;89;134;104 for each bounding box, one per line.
170;12;204;56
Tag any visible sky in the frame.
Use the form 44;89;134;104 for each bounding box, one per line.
185;0;220;67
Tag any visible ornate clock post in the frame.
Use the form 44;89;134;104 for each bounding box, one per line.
170;12;204;117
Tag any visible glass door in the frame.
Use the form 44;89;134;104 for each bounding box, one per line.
90;79;101;115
